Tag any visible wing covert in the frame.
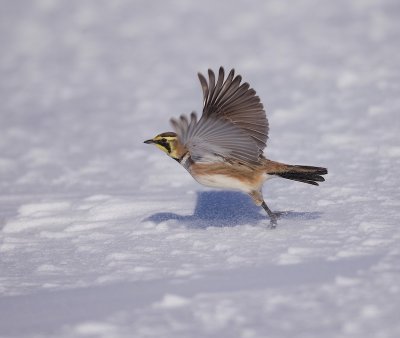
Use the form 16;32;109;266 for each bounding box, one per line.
170;112;261;165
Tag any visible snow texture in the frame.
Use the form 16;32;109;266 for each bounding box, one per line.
1;0;400;337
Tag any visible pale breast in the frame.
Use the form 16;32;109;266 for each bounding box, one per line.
186;160;273;193
192;173;272;193
194;174;251;192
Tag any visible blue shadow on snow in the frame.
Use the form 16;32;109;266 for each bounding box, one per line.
144;191;321;228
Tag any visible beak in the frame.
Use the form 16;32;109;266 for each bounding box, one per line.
144;139;155;144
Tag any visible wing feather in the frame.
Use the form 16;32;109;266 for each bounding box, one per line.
199;67;268;150
170;113;260;165
170;67;268;167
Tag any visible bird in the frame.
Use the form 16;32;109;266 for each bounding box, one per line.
144;67;327;227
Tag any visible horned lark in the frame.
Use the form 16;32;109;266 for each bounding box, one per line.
144;67;327;227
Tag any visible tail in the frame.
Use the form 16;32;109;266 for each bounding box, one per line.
266;160;328;186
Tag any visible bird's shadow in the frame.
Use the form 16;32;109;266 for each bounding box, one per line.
144;191;321;228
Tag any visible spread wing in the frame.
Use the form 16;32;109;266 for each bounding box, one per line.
170;112;260;165
198;67;269;150
170;67;267;166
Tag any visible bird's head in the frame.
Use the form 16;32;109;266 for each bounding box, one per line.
144;132;182;160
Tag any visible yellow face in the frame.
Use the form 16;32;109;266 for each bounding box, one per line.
144;132;180;159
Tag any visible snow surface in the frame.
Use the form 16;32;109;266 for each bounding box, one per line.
1;0;400;337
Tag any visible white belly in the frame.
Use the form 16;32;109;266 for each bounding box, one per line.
193;173;272;193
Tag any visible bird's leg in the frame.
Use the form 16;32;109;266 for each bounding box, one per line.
249;191;278;228
261;201;278;228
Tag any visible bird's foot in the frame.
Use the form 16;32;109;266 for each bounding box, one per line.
261;201;281;229
268;217;277;229
268;212;285;229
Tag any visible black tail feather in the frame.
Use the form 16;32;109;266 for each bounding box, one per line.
274;165;328;186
